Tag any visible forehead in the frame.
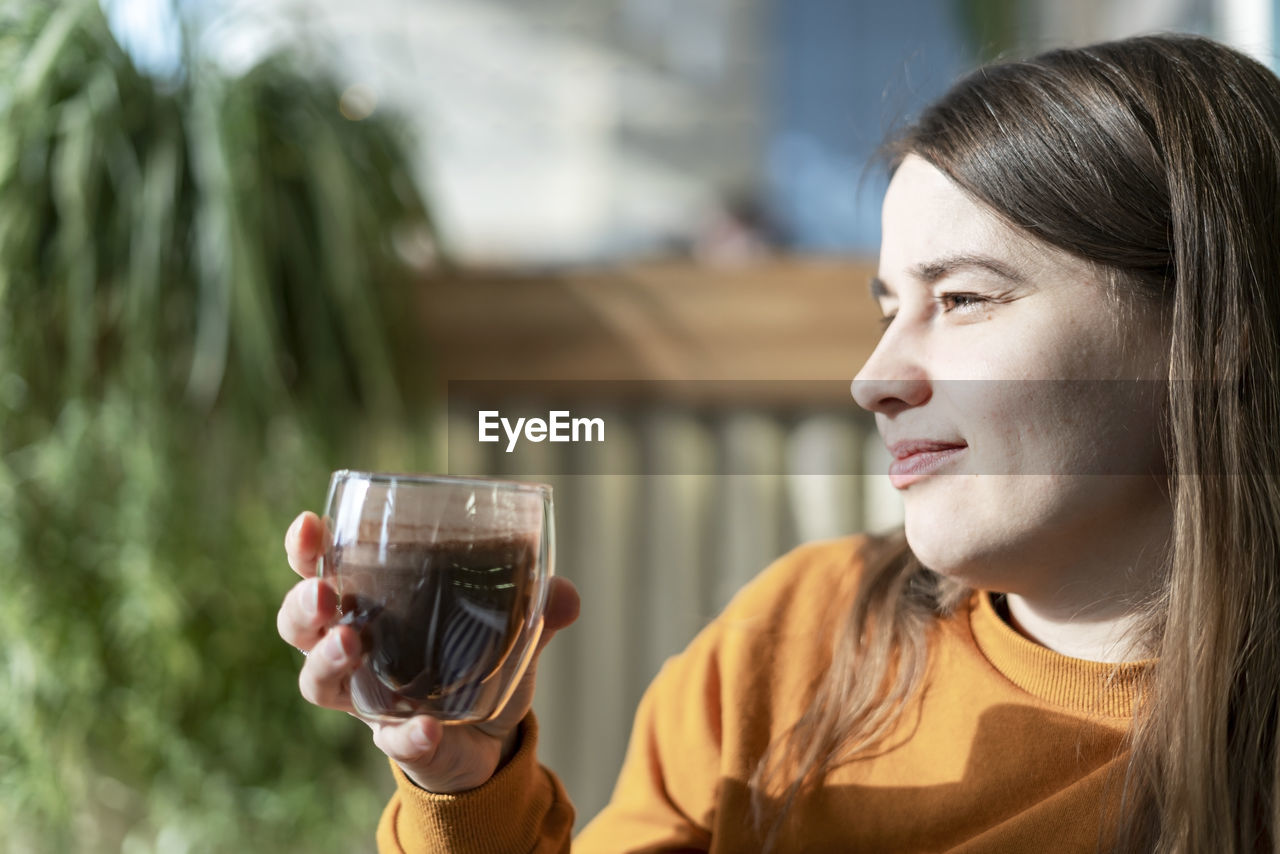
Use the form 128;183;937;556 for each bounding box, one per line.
880;154;1085;283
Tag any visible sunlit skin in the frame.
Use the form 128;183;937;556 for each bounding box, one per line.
852;155;1172;662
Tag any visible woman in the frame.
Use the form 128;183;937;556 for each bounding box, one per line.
277;33;1280;852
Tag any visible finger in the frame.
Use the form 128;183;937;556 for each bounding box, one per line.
544;576;580;633
298;624;361;710
285;511;324;578
372;715;444;766
277;577;340;651
533;576;580;656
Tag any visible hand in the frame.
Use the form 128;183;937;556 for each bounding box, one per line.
276;510;580;793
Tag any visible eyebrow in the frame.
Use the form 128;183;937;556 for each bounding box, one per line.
869;253;1028;300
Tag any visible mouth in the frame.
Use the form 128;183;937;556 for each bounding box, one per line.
886;440;967;489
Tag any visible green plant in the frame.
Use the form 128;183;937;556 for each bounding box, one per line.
0;2;438;850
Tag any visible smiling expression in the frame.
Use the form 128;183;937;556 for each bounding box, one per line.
851;154;1171;595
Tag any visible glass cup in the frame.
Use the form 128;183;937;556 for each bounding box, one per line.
317;471;554;724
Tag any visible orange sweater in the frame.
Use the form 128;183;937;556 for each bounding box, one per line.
376;534;1154;853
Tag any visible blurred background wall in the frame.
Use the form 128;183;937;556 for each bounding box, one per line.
3;0;1275;850
182;0;1273;264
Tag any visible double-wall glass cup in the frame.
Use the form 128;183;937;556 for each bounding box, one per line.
318;471;554;724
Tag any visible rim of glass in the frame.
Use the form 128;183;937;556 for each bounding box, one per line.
330;470;552;494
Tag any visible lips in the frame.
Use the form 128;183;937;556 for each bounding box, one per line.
886;439;967;489
888;439;967;460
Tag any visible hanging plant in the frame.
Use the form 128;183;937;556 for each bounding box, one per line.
0;1;440;850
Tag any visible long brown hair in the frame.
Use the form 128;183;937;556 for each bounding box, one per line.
750;34;1280;853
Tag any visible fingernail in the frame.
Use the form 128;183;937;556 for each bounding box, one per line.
411;723;432;751
303;580;319;619
323;631;347;663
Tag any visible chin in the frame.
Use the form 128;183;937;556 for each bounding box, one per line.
902;507;1012;590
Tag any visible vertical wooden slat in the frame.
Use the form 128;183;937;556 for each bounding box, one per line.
544;411;640;827
784;412;867;543
710;412;787;615
634;411;716;683
861;429;904;533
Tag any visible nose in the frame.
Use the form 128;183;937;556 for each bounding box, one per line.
850;332;931;415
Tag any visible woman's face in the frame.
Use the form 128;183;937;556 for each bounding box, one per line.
852;154;1170;594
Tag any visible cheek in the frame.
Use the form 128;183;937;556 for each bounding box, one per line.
958;306;1119;383
942;321;1165;476
955;382;1162;476
938;382;1083;474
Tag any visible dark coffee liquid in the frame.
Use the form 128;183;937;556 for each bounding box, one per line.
331;536;536;713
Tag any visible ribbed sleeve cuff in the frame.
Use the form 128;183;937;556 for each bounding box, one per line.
377;713;574;854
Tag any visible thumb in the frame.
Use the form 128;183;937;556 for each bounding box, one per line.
373;715;506;793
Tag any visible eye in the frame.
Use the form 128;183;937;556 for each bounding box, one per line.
939;292;988;313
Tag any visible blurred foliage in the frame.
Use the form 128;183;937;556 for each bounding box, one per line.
956;0;1024;61
0;1;440;850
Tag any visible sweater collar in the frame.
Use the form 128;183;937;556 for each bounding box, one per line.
968;590;1156;719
